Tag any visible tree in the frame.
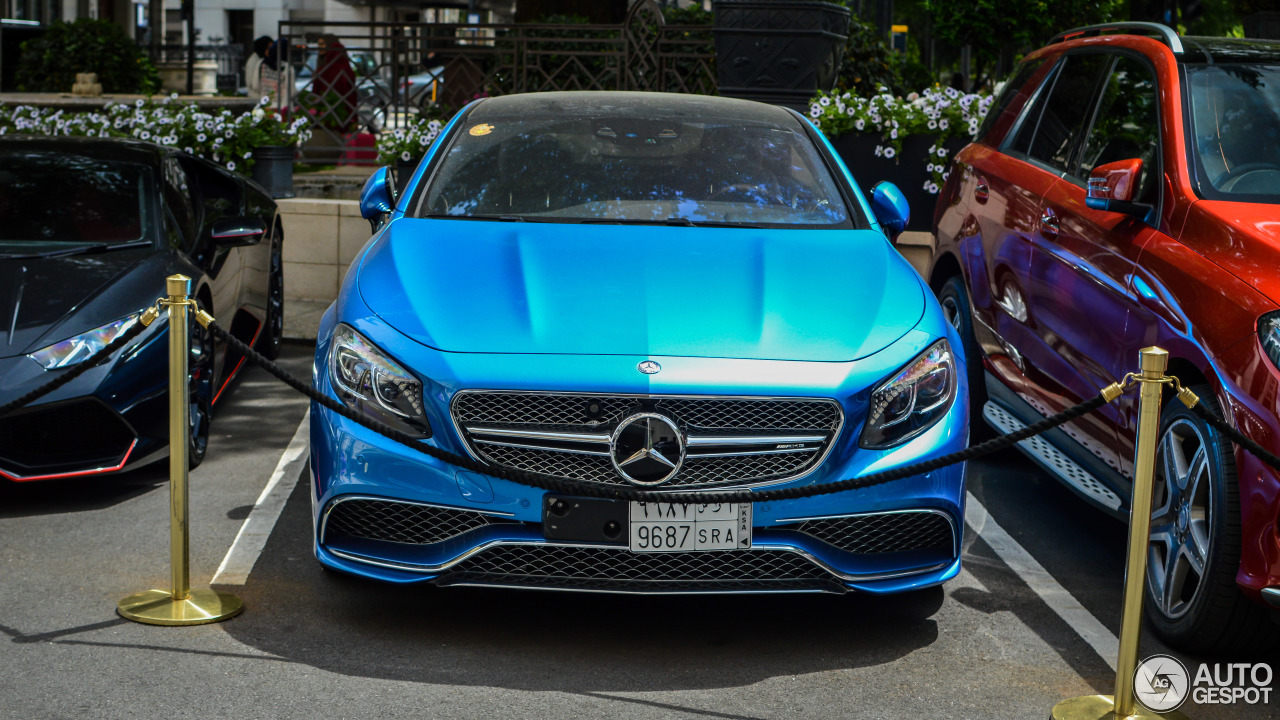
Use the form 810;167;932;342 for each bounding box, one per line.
923;0;1124;89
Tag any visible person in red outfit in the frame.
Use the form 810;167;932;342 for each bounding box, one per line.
314;34;357;132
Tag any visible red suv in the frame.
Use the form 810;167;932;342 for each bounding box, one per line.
927;22;1280;652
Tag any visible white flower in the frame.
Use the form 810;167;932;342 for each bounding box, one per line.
259;95;271;107
135;99;144;107
939;119;949;130
818;96;831;107
874;146;883;157
140;130;151;140
244;151;252;159
227;160;236;171
907;92;919;101
419;135;430;146
401;151;411;161
884;147;896;159
846;107;855;116
854;119;865;130
185;147;194;153
927;164;936;173
197;133;206;142
252;108;265;122
928;120;937;129
890;129;898;139
936;147;947;157
927;182;939;194
809;105;822;118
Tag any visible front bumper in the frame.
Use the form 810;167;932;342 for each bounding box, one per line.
309;315;969;594
0;327;168;481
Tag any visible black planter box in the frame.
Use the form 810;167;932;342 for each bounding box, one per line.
829;133;970;232
713;0;850;110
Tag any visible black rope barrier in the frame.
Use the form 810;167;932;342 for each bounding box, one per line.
208;320;1115;504
1188;401;1280;472
0;320;149;419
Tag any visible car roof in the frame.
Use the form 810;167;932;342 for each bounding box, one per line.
470;91;801;127
0;135;166;165
1179;36;1280;65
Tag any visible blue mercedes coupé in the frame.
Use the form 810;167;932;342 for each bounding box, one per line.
310;91;969;594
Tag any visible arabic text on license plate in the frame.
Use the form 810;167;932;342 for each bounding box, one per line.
628;502;752;552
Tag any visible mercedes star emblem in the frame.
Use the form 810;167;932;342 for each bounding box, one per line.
610;412;684;486
637;360;661;375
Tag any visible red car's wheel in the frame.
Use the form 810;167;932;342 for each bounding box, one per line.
1144;386;1280;652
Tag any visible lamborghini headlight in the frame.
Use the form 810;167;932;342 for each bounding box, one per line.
28;314;140;370
860;340;957;449
328;323;431;438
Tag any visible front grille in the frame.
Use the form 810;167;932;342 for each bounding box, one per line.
780;511;955;555
0;397;135;475
452;392;842;489
439;544;841;592
323;498;517;545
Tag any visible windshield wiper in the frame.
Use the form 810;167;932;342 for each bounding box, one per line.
0;239;152;260
421;213;526;222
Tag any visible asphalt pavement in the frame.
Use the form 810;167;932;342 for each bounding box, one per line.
1;343;1276;719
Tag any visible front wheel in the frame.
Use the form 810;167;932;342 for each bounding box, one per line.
1143;386;1279;652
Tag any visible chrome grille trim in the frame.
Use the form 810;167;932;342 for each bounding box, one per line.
450;390;844;489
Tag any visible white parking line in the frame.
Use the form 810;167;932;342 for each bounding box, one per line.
965;490;1119;670
211;411;310;585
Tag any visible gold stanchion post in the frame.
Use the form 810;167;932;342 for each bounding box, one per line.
117;274;243;626
1051;347;1187;719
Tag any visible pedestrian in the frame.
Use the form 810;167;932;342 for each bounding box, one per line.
259;38;295;113
245;36;273;100
314;33;356;132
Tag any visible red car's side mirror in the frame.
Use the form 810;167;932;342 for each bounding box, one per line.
1085;158;1154;222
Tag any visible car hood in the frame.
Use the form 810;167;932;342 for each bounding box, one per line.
1187;201;1280;307
0;248;151;357
358;220;924;362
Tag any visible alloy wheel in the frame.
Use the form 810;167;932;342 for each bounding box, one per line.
940;295;962;331
1148;417;1213;620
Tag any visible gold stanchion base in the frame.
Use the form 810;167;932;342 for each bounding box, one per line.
1051;695;1189;720
117;588;243;626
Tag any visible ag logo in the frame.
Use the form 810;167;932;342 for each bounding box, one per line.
1135;654;1190;713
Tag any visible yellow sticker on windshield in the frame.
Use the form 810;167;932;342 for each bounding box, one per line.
469;123;494;136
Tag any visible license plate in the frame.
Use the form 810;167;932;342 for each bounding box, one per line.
628;502;752;552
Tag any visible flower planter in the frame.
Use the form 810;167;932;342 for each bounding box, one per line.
252;145;296;199
829;133;969;232
395;158;422;195
712;0;850;109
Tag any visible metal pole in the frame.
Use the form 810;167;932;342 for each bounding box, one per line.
168;275;192;602
118;275;243;626
1051;347;1187;720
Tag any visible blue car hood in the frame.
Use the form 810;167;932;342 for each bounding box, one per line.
358;220;923;362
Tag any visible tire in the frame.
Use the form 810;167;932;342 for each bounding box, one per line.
1143;385;1280;653
256;229;284;361
188;299;214;469
936;275;988;438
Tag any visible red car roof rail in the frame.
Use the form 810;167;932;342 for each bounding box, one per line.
1049;21;1184;55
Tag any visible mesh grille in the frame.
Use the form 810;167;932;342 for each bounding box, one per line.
453;392;841;489
442;545;836;591
782;512;954;555
324;498;516;545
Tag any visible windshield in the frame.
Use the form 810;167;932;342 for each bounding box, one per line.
1186;64;1280;203
416;103;854;228
0;150;154;249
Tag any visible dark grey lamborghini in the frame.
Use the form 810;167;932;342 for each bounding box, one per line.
0;136;283;480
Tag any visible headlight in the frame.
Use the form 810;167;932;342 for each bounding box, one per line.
860;339;957;449
28;314;140;370
328;323;431;438
1260;312;1280;370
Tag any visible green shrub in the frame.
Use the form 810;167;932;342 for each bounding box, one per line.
16;19;159;94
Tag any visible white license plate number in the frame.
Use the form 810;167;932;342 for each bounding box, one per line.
628;502;752;552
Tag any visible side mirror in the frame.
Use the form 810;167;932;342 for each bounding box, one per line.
360;167;397;230
210;217;266;247
1086;158;1154;222
869;181;910;242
